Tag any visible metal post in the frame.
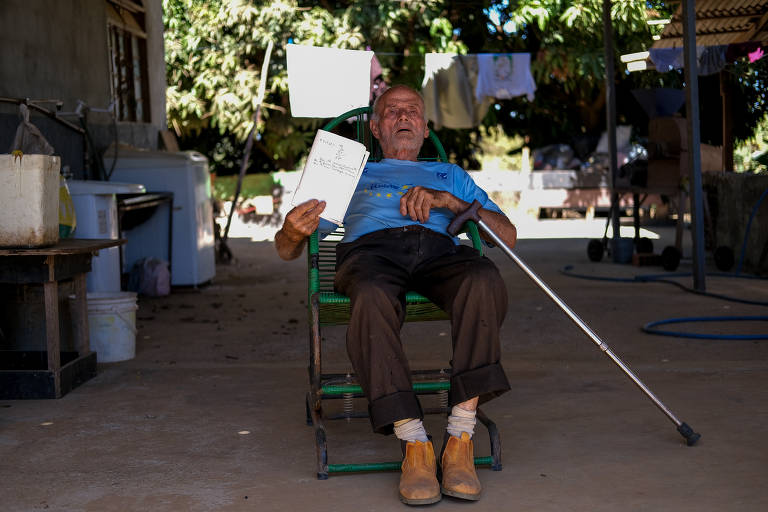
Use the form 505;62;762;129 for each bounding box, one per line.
682;0;707;291
221;39;274;259
602;0;620;245
720;71;734;172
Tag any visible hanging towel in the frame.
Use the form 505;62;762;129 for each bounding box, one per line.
698;45;727;75
287;44;373;118
649;47;685;71
421;53;493;130
475;53;536;102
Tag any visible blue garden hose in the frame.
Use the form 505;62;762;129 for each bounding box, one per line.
642;316;768;340
560;266;768;307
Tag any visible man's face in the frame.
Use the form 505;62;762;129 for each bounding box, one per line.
370;87;429;160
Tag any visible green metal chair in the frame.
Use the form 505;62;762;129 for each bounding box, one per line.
305;106;501;479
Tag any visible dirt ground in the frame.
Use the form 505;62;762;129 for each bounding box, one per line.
2;221;767;511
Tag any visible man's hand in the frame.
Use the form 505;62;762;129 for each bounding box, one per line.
400;187;518;249
400;186;464;223
275;199;326;260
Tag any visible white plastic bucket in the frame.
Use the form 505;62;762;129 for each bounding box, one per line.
80;292;139;362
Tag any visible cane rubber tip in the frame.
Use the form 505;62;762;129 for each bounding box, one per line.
677;422;701;446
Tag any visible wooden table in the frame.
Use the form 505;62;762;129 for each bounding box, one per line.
0;238;124;399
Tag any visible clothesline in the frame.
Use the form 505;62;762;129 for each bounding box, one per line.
286;44;538;123
623;41;765;74
422;53;536;130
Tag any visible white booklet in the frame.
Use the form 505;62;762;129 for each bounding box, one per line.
290;129;370;225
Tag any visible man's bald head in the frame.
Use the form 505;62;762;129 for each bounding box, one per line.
371;84;428;122
369;85;430;161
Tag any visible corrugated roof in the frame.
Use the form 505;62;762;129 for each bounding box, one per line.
652;0;768;48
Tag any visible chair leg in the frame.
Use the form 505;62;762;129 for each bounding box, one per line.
307;392;329;479
308;293;322;397
307;293;329;478
305;394;313;426
476;407;502;471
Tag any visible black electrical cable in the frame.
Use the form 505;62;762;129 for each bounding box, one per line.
559;266;768;338
560;265;768;307
563;186;768;306
105;110;119;181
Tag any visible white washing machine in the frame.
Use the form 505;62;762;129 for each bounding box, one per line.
67;180;146;292
106;150;216;286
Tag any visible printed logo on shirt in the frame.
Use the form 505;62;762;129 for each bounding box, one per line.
370;183;400;192
363;183;412;199
436;172;448;180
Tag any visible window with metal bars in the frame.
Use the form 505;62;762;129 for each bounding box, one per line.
106;0;150;122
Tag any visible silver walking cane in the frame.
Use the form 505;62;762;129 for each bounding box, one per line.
448;200;700;446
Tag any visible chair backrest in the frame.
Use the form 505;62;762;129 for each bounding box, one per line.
308;106;483;299
321;106;449;163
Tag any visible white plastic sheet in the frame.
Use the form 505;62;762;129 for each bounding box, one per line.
287;44;372;118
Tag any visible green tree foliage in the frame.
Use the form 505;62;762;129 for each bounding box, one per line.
164;0;767;174
480;0;671;156
163;0;467;174
487;0;767;160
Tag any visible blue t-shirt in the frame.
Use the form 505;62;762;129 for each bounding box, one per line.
319;159;502;243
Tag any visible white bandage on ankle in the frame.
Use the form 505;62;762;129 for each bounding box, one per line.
446;405;477;438
393;418;429;442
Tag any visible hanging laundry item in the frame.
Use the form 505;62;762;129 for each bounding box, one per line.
697;45;727;75
422;53;493;130
475;53;536;102
649;43;764;74
649;47;685;71
287;44;373;118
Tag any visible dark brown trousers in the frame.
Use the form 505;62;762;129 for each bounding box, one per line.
334;225;510;434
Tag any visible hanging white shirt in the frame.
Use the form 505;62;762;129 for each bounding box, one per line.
287;44;373;118
475;53;536;102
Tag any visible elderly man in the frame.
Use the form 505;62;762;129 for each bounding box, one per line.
275;85;516;505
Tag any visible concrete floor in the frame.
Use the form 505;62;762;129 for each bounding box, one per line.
2;222;767;511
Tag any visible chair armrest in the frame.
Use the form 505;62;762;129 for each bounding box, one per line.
465;220;483;254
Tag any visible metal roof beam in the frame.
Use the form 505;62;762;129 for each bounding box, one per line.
744;9;768;40
671;13;764;22
663;27;751;37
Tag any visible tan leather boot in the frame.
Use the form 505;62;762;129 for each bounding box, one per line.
399;440;441;505
440;432;481;500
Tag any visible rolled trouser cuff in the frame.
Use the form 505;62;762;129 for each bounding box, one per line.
450;362;510;406
369;390;424;435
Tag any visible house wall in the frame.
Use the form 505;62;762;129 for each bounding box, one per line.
0;0;167;178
